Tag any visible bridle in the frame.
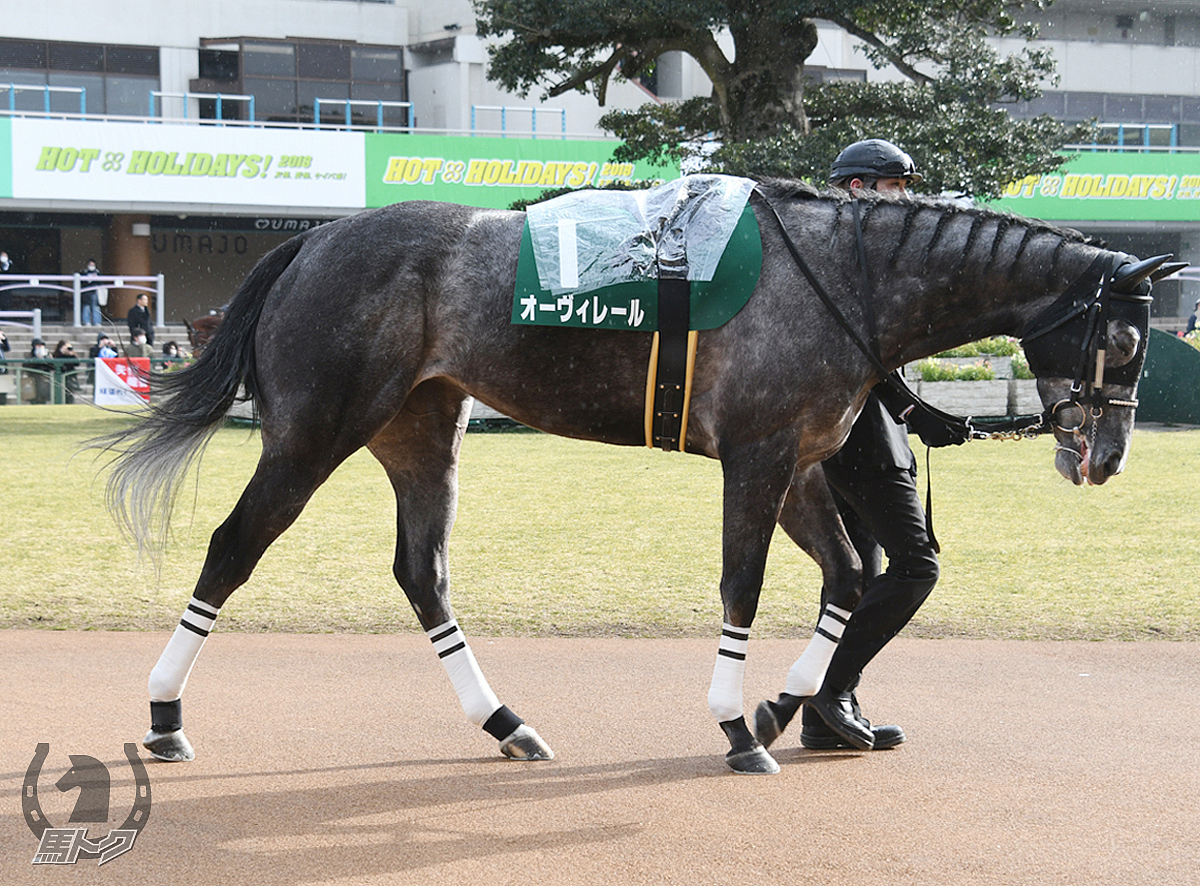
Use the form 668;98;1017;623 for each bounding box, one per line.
754;191;1151;438
1019;251;1153;452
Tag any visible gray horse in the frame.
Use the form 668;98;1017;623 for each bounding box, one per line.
97;180;1166;774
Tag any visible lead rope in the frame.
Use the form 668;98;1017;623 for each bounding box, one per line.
924;446;940;553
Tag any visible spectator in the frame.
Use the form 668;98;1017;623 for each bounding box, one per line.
127;293;154;345
0;252;11;311
0;329;8;403
27;338;53;404
52;339;81;403
125;328;155;358
1187;298;1199;335
157;340;186;371
80;259;103;326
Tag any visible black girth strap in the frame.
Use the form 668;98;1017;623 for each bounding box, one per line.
646;276;697;450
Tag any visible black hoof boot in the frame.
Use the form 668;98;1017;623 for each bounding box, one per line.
753;693;806;750
720;716;780;775
144;699;195;762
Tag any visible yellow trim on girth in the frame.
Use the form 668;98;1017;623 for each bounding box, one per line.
644;332;660;448
679;330;699;451
644;330;699;451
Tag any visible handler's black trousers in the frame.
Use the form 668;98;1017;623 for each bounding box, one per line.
813;458;940;701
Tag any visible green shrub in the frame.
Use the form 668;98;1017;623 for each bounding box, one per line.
1010;351;1035;379
914;358;996;381
935;336;1021;358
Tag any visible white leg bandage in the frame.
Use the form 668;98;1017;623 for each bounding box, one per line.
428;620;501;727
785;603;852;697
148;597;220;702
708;624;750;723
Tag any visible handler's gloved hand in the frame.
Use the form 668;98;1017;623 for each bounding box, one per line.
903;403;970;448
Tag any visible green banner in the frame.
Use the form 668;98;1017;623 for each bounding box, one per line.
992;151;1200;221
364;133;678;209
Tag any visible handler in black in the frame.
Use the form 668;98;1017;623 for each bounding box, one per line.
756;139;969;751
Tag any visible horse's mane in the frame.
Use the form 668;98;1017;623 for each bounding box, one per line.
754;176;1105;279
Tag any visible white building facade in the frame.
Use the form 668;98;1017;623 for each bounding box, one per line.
1;0;1199;323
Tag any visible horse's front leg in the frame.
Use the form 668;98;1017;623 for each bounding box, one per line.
710;430;800;774
752;465;863;750
369;385;552;762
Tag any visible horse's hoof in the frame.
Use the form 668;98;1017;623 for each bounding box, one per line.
499;724;554;761
725;746;780;775
143;729;195;762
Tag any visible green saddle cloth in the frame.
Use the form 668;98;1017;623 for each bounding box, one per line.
511;196;762;331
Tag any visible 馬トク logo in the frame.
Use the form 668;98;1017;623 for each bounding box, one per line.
22;743;151;865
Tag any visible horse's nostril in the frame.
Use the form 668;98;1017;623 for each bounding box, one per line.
1103;451;1125;478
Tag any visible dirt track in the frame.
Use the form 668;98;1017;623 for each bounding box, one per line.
2;631;1197;885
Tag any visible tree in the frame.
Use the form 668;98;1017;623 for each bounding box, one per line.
473;0;1090;198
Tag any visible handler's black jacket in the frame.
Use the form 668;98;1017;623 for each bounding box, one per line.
826;386;915;474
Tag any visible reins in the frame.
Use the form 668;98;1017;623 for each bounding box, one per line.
752;189;1024;439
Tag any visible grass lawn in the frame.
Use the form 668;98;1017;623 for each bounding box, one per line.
2;405;1198;639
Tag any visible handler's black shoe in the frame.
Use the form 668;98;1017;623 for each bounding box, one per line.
807;689;875;750
800;719;905;750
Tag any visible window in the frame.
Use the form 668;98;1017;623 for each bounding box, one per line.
243;42;295;77
298;43;349;80
352;48;401;81
0;38;158;115
195;38;407;127
199;49;240;83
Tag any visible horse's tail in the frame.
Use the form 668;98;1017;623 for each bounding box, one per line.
92;233;309;559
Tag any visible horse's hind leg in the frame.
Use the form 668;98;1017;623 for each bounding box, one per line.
368;381;552;761
144;423;367;761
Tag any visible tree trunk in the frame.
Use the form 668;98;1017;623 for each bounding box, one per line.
722;16;819;140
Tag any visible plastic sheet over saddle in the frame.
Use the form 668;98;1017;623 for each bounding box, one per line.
512;175;762;331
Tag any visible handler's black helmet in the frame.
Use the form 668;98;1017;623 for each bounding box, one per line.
830;139;922;186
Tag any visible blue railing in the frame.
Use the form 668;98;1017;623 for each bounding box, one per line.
1092;122;1178;152
471;105;566;139
2;83;86;116
150;90;255;123
313;98;413;130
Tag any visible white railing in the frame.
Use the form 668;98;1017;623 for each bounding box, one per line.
0;274;165;328
0;106;611;140
0;308;42;339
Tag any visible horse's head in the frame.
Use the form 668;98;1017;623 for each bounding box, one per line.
1022;252;1178;485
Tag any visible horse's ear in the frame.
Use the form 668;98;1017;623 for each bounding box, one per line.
1105;319;1141;368
1149;261;1189;283
1112;254;1171;293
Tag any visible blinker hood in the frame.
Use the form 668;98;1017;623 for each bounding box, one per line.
1020;252;1153;391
